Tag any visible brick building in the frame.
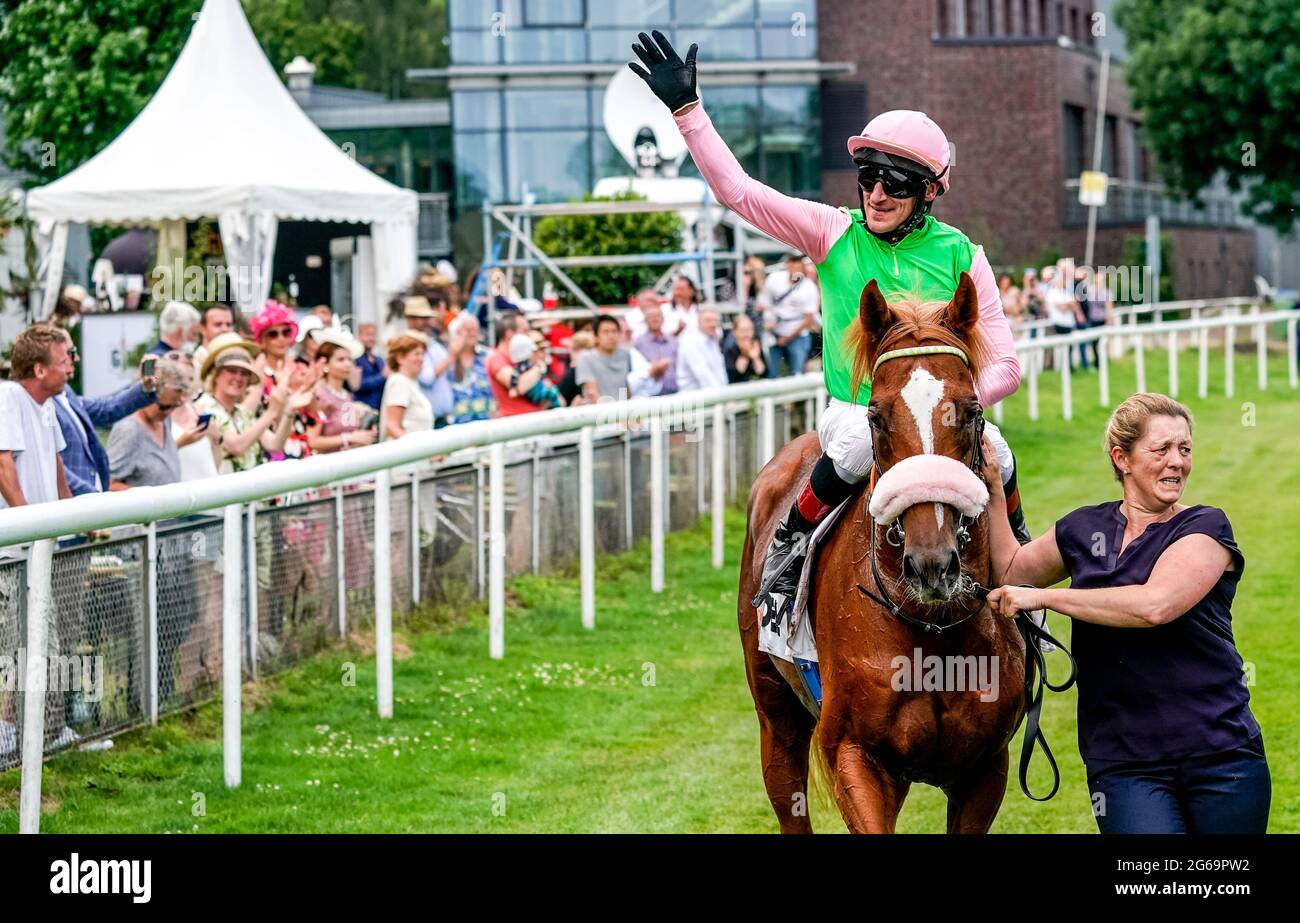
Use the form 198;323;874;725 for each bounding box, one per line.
817;0;1255;298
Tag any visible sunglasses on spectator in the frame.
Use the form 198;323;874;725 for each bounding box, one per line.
858;164;931;199
264;327;294;340
156;401;181;413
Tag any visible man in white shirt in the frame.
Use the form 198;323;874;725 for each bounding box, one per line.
0;324;73;512
759;252;820;377
676;309;728;392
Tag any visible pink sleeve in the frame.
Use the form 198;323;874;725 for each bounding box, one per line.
969;247;1022;407
675;104;850;263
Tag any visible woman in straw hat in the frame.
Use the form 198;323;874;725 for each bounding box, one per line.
195;338;293;474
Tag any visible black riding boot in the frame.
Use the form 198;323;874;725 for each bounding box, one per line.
751;454;859;633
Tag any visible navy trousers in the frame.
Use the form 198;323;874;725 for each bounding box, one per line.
1086;733;1271;834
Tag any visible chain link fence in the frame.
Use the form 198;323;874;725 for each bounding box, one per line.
1;404;801;767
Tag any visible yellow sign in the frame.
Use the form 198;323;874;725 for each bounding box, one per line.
1079;171;1109;207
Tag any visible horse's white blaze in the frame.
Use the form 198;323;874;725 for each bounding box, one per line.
900;367;945;455
934;503;944;528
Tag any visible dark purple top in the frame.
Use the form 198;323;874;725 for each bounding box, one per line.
1054;501;1257;763
631;331;678;395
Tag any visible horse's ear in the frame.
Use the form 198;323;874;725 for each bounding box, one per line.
858;279;892;338
944;271;980;340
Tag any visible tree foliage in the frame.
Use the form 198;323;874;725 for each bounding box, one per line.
0;0;202;183
0;0;447;184
1116;0;1300;231
532;191;686;307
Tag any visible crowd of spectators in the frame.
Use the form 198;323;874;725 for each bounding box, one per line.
998;260;1115;371
1;254;826;516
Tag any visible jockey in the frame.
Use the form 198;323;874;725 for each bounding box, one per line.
630;32;1032;630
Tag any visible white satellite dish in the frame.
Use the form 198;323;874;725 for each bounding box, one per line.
603;66;687;173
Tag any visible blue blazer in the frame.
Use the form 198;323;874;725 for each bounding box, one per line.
54;383;155;495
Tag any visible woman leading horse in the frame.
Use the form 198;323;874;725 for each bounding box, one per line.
629;32;1032;658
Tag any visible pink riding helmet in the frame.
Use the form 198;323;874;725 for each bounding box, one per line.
847;110;953;193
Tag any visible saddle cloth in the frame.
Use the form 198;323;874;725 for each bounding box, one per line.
756;500;851;665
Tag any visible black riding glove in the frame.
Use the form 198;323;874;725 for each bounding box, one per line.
628;30;699;115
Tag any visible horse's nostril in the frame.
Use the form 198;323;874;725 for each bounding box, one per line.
902;555;919;580
945;551;960;580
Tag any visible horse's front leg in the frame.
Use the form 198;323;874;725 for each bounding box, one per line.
825;741;909;833
944;747;1009;834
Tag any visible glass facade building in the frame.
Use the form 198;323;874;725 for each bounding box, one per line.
449;0;823;206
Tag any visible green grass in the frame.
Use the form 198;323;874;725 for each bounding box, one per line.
2;347;1297;833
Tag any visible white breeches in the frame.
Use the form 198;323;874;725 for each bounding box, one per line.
817;397;1015;484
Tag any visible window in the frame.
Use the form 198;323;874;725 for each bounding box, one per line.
1038;0;1047;34
761;25;817;57
589;0;669;25
1069;6;1079;40
450;0;500;28
505;130;590;200
1102;114;1118;177
1126;121;1148;183
1004;0;1013;35
504;89;588;130
520;0;584;27
937;0;949;36
502;26;587;63
759;0;818;25
1021;0;1029;35
678;0;759;27
454;132;506;204
1063;104;1086;177
692;27;759;60
964;0;977;36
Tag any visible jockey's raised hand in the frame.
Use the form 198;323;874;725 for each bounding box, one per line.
628;30;699;115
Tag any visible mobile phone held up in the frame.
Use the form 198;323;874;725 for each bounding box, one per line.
197;413;214;431
142;356;157;378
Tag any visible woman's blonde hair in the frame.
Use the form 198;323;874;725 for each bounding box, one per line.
386;334;428;366
569;330;595;352
1103;392;1193;482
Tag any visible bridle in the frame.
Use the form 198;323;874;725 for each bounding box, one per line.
855;343;987;636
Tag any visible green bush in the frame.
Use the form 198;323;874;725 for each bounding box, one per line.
531;190;686;307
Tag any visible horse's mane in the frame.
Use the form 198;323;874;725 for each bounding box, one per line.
844;295;991;403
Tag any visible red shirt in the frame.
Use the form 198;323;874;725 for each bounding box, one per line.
486;345;542;416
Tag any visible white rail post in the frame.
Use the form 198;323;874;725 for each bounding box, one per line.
814;387;827;429
1060;348;1073;421
19;538;54;834
696;410;707;514
1167;329;1179;398
650;414;665;593
536;443;548;569
145;521;159;725
1225;307;1237;398
1098;330;1110;406
712;403;726;570
334;487;346;637
245;501;257;679
579;427;595;630
374;470;393;717
1256;308;1267;391
410;472;421;606
488;442;505;658
1198;325;1209;398
222;504;242;789
727;408;738;502
1190;306;1201;354
1133;333;1146;394
1027;354;1039;421
1288;318;1298;390
992;399;1004;424
759;398;776;467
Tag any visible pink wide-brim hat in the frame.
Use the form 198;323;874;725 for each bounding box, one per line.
249;300;299;342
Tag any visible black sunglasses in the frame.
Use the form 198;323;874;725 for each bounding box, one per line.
857;163;931;199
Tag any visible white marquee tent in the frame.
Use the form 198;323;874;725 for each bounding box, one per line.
25;0;417;321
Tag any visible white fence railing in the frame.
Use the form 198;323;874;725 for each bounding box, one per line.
1;374;824;833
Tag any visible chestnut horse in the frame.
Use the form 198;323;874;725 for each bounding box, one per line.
739;274;1028;833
